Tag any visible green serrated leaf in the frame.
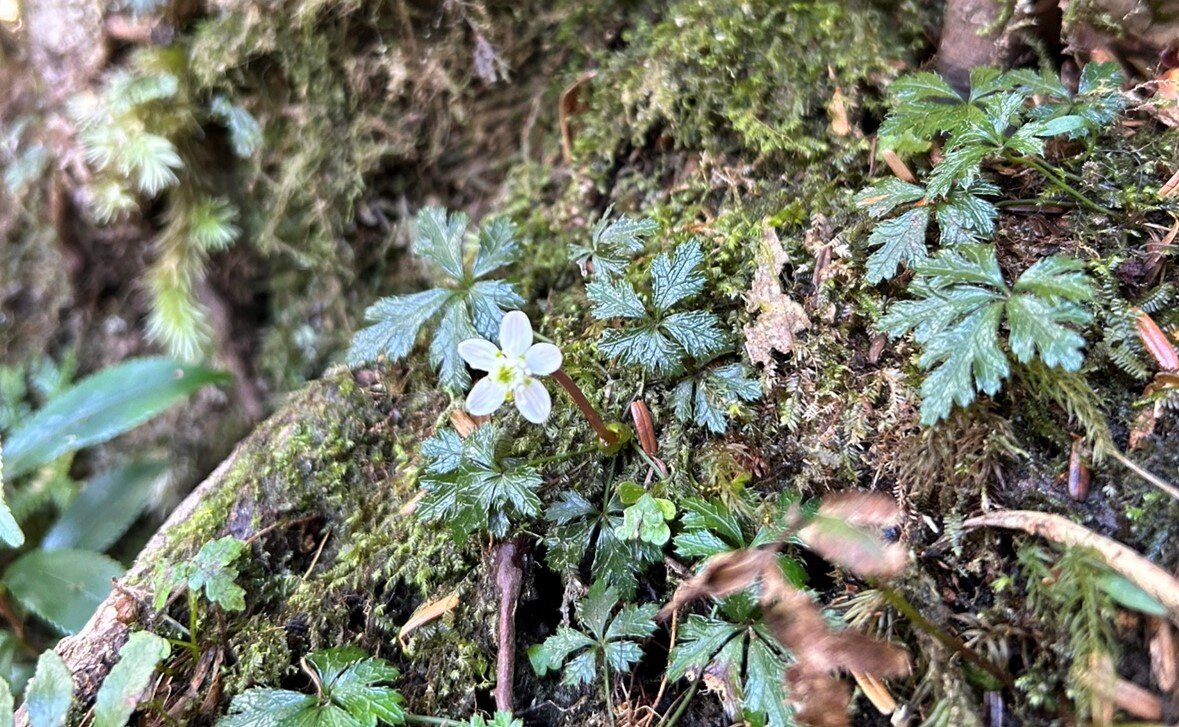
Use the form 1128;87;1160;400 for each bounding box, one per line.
4;358;227;479
573;210;657;278
4;549;123;634
865;206;931;283
42;460;165;552
855;178;925;218
666;614;741;681
217;688;317;727
650;240;706;313
93;631;171;727
587;278;647;320
413;206;468;282
599;326;684;375
578;581;618;640
308;648;404;727
26;651;71;727
660;310;726;361
346;289;453;366
429;301;480;391
472;217;520;279
743;633;792;727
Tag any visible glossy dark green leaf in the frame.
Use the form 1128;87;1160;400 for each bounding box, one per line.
4;549;123;634
4;358;227;479
42;461;166;552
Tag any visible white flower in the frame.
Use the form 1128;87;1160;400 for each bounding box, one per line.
457;311;563;424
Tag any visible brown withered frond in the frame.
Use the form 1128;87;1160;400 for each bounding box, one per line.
660;491;912;727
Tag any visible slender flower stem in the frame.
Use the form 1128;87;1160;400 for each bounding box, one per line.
523;445;601;468
404;715;461;726
879;586;1014;689
552;370;619;446
1004;153;1114;217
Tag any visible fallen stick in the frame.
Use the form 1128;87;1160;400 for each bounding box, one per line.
962;510;1179;621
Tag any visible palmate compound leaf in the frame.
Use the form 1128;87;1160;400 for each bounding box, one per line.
589;240;725;375
880;244;1093;424
347;207;524;391
417;424;541;540
218;647;404;727
528;581;656;687
542;490;662;597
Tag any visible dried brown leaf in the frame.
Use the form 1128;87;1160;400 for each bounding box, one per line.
1135;310;1179;371
788;666;852;727
815;492;900;528
851;671;897;714
797;513;907;579
659;548;775;618
881;149;916;184
1148;617;1176;692
828;87;852;137
743;227;809;375
398;592;459;646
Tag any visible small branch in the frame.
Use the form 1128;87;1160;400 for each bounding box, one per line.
1108;448;1179;502
493;540;524;713
879;587;1014;689
552;370;618;446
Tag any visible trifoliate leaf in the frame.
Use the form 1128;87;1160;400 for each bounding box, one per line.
92;631;171;727
864;206;931;284
614;493;676;546
542;490;660;597
348;207;522;390
26;652;72;727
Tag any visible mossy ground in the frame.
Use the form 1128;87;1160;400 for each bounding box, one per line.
3;0;1178;723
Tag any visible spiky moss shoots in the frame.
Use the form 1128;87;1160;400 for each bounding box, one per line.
135;367;506;716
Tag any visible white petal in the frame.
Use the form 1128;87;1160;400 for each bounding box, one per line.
499;310;533;356
458;338;500;371
524;343;562;376
466;376;507;416
514;378;552;424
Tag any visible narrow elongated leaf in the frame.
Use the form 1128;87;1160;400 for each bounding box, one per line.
42;461;166;551
4;359;227;479
4;549;123;634
26;651;72;727
93;631;171;727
